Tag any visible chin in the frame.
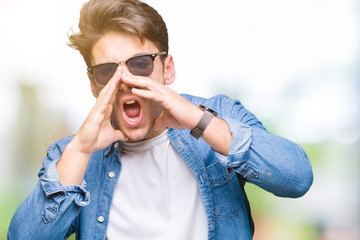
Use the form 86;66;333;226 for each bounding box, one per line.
124;128;152;143
125;126;166;143
126;135;146;143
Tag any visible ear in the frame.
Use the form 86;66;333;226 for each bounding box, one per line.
163;55;175;85
87;71;99;98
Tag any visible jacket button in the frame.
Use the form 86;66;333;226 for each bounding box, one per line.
108;171;115;178
98;216;105;223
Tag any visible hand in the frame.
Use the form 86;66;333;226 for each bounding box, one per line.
71;66;128;156
121;72;203;131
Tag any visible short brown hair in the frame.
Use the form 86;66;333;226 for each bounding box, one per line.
68;0;168;67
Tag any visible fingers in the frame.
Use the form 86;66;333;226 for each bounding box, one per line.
121;73;174;107
120;70;195;130
88;67;122;124
121;72;164;93
130;87;156;100
98;66;123;104
90;67;123;119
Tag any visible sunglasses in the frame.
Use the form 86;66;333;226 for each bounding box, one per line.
87;51;167;86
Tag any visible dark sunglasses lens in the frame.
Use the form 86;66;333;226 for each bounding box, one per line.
127;55;154;77
92;63;118;85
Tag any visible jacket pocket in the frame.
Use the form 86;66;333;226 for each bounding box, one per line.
206;161;245;217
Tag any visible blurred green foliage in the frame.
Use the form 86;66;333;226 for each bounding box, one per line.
0;191;22;240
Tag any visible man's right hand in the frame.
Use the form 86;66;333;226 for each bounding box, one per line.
56;66;128;186
72;66;128;155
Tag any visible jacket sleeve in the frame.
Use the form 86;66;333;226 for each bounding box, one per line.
7;137;90;240
213;95;313;198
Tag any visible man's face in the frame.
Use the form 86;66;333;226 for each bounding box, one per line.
89;32;173;142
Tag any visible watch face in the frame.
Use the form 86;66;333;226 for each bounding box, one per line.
199;105;218;116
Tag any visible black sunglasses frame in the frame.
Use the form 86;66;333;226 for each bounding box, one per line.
87;51;167;86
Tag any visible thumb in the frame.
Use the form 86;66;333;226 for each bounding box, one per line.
113;129;128;142
154;110;182;130
153;115;167;131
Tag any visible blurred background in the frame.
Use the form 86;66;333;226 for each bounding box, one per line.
0;0;359;239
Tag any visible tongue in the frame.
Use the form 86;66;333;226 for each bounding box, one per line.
124;101;140;118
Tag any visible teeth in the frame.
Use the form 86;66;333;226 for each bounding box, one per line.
125;100;136;105
128;116;139;122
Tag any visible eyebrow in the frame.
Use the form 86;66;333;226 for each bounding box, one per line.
131;52;152;58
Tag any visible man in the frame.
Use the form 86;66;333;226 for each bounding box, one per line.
8;0;313;239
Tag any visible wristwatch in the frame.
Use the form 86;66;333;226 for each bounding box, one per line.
190;105;218;139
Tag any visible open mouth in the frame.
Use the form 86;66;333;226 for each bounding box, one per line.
123;99;142;125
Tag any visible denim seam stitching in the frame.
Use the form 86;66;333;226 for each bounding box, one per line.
209;171;234;185
214;202;246;218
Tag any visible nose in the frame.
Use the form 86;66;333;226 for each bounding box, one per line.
118;66;132;92
119;81;132;92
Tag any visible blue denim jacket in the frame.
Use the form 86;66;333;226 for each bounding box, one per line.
8;94;313;240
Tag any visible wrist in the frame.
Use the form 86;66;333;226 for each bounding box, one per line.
57;140;93;186
66;138;94;159
190;106;204;129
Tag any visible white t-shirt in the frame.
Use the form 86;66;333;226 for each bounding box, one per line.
106;130;208;240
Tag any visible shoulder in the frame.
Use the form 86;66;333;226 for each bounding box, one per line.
180;93;242;116
181;93;234;107
181;93;262;127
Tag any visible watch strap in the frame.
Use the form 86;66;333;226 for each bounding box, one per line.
190;105;217;139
